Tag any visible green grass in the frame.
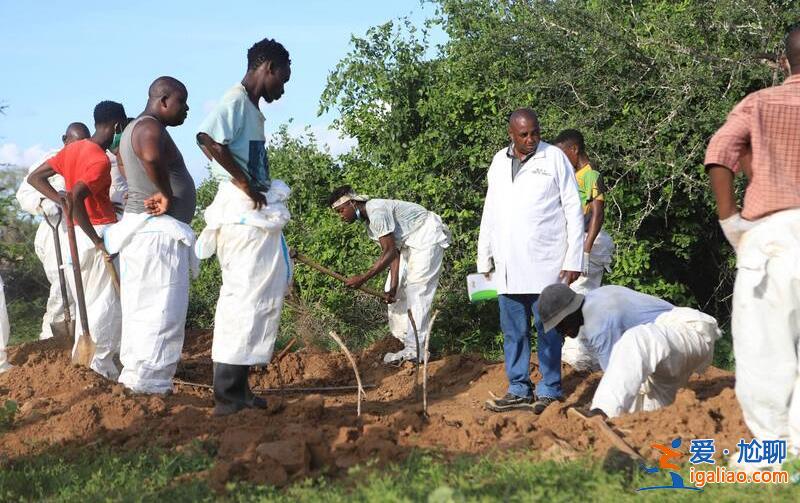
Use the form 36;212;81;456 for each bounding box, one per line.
1;445;797;502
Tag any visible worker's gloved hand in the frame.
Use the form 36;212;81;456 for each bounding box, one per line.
581;252;591;276
39;198;61;217
719;212;756;251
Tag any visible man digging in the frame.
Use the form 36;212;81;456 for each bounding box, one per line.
328;186;451;364
15;122;90;340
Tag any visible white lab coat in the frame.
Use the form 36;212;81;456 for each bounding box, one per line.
477;142;584;294
195;180;292;366
106;212;197;394
16;151;77;340
0;273;11;373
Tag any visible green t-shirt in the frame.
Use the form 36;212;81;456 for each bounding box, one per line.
575;164;606;229
198;84;270;191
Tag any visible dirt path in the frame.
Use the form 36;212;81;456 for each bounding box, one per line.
0;331;749;487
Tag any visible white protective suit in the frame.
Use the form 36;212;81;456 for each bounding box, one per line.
15;151;76;340
383;212;450;361
196;180;292;366
732;207;800;457
0;273;11;373
477;142;584;293
562;229;615;371
105;213;198;394
67;223;122;379
591;307;721;418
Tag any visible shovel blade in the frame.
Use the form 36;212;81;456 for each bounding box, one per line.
71;333;96;367
50;319;76;341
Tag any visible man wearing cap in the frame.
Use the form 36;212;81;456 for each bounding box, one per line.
328;185;450;364
538;283;721;418
478;108;584;414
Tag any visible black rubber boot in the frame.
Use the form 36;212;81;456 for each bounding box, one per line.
212;362;248;416
243;366;267;409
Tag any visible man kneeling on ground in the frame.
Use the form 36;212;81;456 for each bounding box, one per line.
537;283;721;418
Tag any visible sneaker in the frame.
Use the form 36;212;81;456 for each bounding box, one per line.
485;393;534;412
532;396;558;415
383;348;430;365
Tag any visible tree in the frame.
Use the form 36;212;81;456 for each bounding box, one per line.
317;0;799;361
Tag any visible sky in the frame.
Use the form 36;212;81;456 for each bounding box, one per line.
0;0;443;182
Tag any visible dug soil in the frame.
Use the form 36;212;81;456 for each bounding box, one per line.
0;331;748;488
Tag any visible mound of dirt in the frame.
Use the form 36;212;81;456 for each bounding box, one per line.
0;330;750;488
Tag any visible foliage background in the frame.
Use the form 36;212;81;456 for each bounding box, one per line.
4;0;799;367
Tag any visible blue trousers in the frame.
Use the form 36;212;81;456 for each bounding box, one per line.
498;293;563;399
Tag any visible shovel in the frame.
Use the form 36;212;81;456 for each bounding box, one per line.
290;251;388;300
62;194;96;366
41;206;76;343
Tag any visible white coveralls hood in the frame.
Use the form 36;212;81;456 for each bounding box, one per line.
16;151;76;340
477;142;584;294
0;273;11;373
105;213;198;394
196;180;293;366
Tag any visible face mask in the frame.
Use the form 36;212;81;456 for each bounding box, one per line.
109;132;122;151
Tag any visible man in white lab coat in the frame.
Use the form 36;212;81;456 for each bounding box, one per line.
479;108;584;414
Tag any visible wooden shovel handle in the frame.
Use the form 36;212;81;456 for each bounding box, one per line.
292;252;388;300
62;194;91;339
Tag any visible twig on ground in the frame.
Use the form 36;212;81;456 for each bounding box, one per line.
328;331;366;416
408;309;420;399
422;310;439;417
173;378;376;394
